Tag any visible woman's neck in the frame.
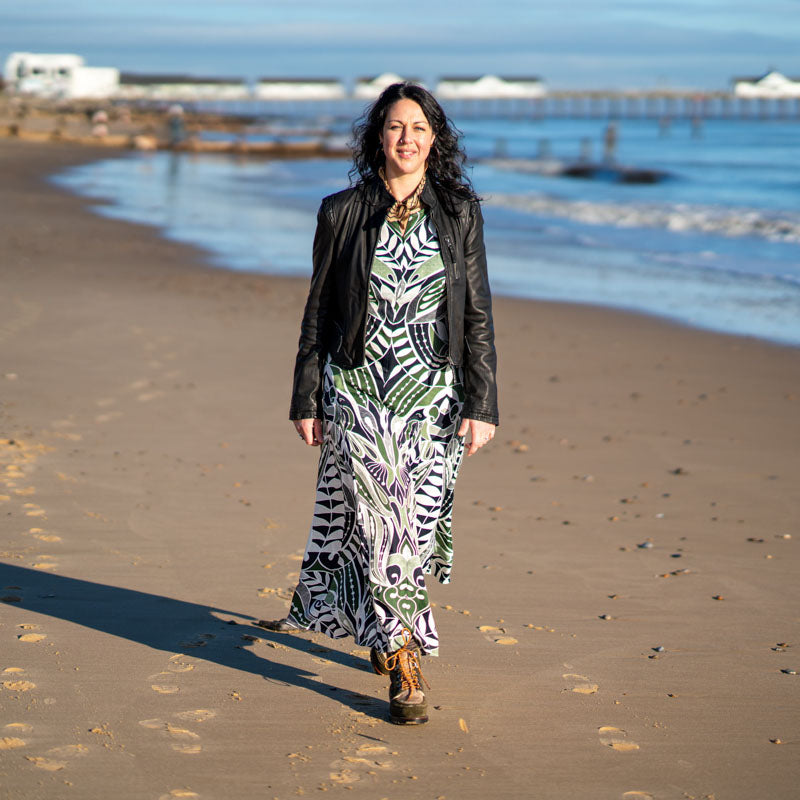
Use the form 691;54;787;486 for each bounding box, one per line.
384;168;425;202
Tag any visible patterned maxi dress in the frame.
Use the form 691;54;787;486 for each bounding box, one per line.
287;208;465;656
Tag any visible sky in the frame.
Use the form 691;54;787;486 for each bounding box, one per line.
2;0;800;90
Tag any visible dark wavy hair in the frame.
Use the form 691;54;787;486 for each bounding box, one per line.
349;82;477;200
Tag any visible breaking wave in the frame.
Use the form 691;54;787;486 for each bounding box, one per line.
486;193;800;244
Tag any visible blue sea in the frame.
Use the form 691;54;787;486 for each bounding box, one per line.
51;115;800;347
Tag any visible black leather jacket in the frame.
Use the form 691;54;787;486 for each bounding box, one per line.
289;175;499;425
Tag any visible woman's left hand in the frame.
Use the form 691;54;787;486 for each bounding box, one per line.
458;418;496;457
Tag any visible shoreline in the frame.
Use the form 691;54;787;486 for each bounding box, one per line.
0;96;351;156
2;137;799;799
35;136;800;354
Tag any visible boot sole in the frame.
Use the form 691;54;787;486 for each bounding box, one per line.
389;701;428;725
389;713;429;725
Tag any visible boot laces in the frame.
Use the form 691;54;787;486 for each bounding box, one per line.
385;628;430;692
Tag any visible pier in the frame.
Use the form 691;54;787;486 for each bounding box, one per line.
442;91;800;121
183;91;800;123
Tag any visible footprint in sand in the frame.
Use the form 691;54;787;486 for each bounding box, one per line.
174;709;216;723
3;679;36;692
25;756;67;771
150;654;200;694
31;556;59;571
95;411;123;424
18;632;47;643
167;661;196;674
326;743;398;788
151;684;181;695
0;736;27;750
346;709;380;729
23;503;46;518
476;625;518;646
29;527;62;543
563;673;599;695
138;390;164;403
139;719;202;754
598;726;640;752
48;744;89;759
4;722;33;734
26;743;89;771
52;431;82;442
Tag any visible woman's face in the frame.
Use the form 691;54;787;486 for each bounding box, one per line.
380;98;435;182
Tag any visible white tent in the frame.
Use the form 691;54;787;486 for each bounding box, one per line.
733;70;800;98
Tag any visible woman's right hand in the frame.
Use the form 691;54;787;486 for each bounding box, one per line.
293;418;323;446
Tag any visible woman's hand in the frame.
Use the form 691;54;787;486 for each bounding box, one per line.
457;418;496;457
293;418;323;446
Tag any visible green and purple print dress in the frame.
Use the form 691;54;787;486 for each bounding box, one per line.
287;208;465;656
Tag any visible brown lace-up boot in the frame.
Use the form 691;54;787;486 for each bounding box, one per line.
384;630;429;725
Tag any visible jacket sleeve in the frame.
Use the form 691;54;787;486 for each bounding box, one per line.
289;205;336;420
462;201;499;425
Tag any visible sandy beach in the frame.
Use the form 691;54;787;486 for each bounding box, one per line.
1;137;799;799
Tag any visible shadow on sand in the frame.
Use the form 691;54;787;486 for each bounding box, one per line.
0;562;386;721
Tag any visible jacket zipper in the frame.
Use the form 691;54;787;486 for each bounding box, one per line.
433;216;458;366
443;234;458;278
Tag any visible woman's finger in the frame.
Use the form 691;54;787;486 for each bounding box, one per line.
466;420;495;457
292;418;321;446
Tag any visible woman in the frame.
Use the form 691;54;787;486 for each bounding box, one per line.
276;82;498;725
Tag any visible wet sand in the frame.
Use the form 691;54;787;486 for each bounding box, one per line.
1;137;799;800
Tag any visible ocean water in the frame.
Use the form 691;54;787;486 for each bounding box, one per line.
51;116;800;347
